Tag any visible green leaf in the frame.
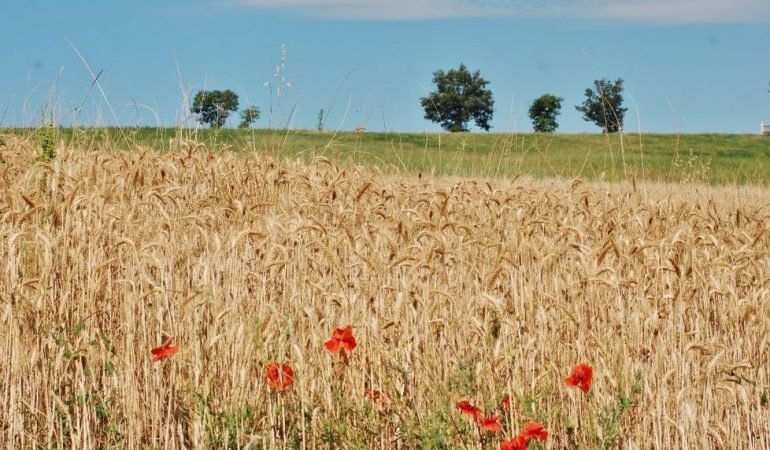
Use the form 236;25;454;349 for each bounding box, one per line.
96;402;109;421
105;361;116;376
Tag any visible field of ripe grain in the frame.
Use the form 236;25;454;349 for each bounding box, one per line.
1;137;770;449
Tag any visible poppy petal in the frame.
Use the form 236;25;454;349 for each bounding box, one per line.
342;336;357;351
340;326;356;350
522;422;548;442
324;338;341;352
332;327;346;340
500;393;511;410
266;363;294;390
457;400;481;418
479;415;502;432
500;435;527;450
151;339;178;362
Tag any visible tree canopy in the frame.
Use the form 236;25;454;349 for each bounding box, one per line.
575;79;627;133
239;106;261;129
191;90;239;129
420;64;494;132
529;94;563;133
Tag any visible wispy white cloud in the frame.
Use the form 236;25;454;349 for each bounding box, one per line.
229;0;524;20
230;0;770;23
571;0;770;24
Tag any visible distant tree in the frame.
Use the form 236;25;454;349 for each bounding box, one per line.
317;109;325;132
529;94;563;133
238;106;261;129
420;64;494;132
191;90;239;128
575;79;627;133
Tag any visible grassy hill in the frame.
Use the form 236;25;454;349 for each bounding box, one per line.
3;127;770;184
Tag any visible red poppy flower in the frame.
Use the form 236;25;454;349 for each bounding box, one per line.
565;363;593;393
479;415;502;432
500;393;511;410
521;422;548;442
324;325;357;353
365;389;389;402
266;363;294;390
500;435;527;450
151;337;178;362
457;400;481;418
365;389;392;410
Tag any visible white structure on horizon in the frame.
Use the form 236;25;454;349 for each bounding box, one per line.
762;121;770;135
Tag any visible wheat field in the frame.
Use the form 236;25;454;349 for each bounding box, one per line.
1;136;769;449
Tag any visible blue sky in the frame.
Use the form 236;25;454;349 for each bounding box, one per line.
1;0;769;133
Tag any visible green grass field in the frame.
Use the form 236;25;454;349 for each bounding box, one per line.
3;127;770;184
